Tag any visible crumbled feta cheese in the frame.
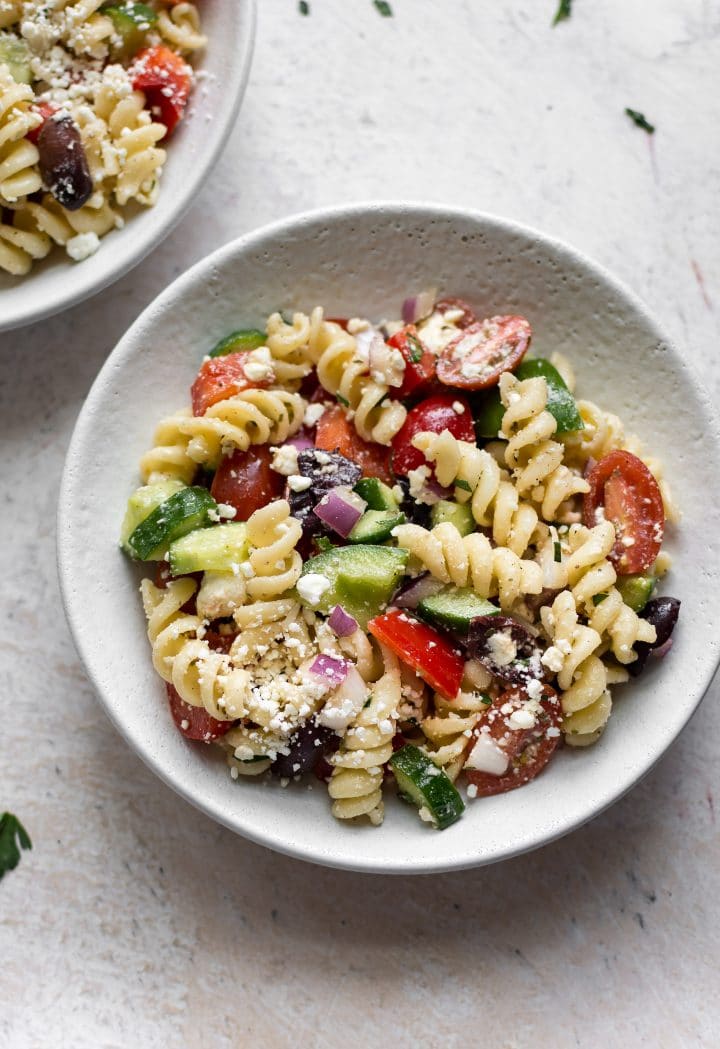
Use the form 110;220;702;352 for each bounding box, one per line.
541;645;565;673
507;708;536;730
466;783;478;799
304;402;326;426
296;573;331;606
452;401;465;414
244;346;275;383
271;445;299;476
287;474;312;492
407;465;440;505
464;735;509;776
486;631;517;667
525;677;544;701
66;232;100;262
346;317;370;334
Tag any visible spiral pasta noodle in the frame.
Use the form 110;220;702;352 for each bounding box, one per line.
245;500;303;601
0;193;119;277
0;67;42;205
264;312;315;383
420;689;489;781
157;2;207;53
394;521;543;611
328;648;401;825
93;76;167;206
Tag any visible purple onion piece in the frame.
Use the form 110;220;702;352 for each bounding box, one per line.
288;449;362;540
308;653;349;686
628;596;681;677
401;288;437;325
288;435;314;452
467;615;544;686
651;637;673;659
328;604;358;637
391;572;444;610
272;721;338;778
314;488;366;538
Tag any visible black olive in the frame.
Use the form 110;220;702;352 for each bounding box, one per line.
628;596;681;677
272;720;338;778
37;115;93;211
467;615;544;686
288;449;362;539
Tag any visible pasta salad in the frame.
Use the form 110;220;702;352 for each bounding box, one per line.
0;0;205;275
121;294;680;830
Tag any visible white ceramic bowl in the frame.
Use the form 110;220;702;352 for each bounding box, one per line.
58;202;720;874
0;0;256;333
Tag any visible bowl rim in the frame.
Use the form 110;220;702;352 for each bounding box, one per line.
0;0;257;334
57;200;720;874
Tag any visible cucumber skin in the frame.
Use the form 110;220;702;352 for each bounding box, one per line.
390;745;465;830
348;509;405;544
299;545;408;626
354;477;399;511
169;522;249;575
475;357;583;437
617;574;655;612
126;487;217;561
417;586;499;635
120;479;186;554
430;500;475;537
209;329;266;358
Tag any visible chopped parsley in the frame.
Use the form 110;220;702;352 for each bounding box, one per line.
625;108;655;134
407;334;424;363
336;393;350;407
592;592;608;605
316;536;334;552
552;0;572;25
553;541;562;563
298;0;310;12
373;0;393;15
0;812;31;881
455;479;472;493
480;694;492;706
363;695;372;709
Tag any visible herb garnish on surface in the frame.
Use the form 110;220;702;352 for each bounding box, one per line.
625;108;655;134
552;0;572;25
0;813;32;881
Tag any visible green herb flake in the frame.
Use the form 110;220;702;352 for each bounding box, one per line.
373;0;393;16
298;0;309;13
554;541;562;563
625;108;655;134
363;695;372;709
336;393;350;407
480;694;492;706
552;0;571;25
0;812;32;880
407;334;424;363
316;537;334;552
455;479;472;493
592;592;608;606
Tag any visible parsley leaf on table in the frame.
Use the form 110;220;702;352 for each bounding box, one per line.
625;108;655;134
298;1;310;14
0;812;32;881
552;0;572;25
374;1;393;16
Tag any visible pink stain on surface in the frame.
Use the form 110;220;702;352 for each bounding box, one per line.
691;259;713;311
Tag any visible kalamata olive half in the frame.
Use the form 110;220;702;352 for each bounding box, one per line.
272;720;338;778
628;596;681;677
37;115;93;211
467;615;544;686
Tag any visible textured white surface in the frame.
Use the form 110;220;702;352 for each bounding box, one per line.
1;1;719;1046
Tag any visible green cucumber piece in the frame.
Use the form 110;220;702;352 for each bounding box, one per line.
209;329;266;358
348;509;405;544
126;487;217;561
103;3;156;56
390;744;465;830
120;479;186;554
169;523;249;575
353;477;399;511
298;545;408;626
0;33;31;84
616;573;655;613
430;499;475;537
474;357;584;437
417;586;499;635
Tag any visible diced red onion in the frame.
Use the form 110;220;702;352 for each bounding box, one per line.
328;604;358;637
314;487;367;538
392;572;444;610
309;654;350;686
353;328;381;362
651;637;673;659
289;434;314;451
316;665;368;731
401;287;437;325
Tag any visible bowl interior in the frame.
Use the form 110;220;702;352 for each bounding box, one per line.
58;203;720;873
0;0;255;332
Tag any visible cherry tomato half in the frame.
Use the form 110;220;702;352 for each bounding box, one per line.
315;405;393;484
166;684;235;742
434;297;477;329
191;351;271;417
391;393;474;476
387;325;436;398
131;46;193;137
465;684;562;797
583;450;664;574
436;315;532;390
210;446;284;521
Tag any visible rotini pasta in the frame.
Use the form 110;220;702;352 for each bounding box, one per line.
157;2;207;53
123;294;679;829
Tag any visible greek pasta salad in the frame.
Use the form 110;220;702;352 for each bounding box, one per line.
120;293;680;830
0;0;205;276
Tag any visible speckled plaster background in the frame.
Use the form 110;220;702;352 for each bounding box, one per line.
1;2;719;1046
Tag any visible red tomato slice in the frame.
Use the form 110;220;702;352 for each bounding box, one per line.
315;405;393;484
326;318;350;330
191;351;271;416
437;315;531;389
434;297;477;329
131;46;193;137
391;393;474;476
368;609;464;698
387;325;436;398
210;446;284;520
465;684;562;797
166;684;235;742
583;450;664;574
26;102;58;144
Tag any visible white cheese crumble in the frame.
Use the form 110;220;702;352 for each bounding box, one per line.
541;645;566;673
271;445;299;476
507;708;536;731
486;631;517;667
466;783;478;799
66;232;100;262
407;464;440;505
296;573;331;606
287;474;312;492
304;402;326;426
243;346;275;383
464;735;509;776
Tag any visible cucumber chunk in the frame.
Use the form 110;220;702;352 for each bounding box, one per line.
617;573;655;613
120;480;186;554
126;487;217;561
0;33;31;83
298;545;408;626
348;509;405;544
353;477;399;511
430;499;475;537
390;744;465;829
475;357;583;437
169;523;249;575
209;329;266;358
102;3;157;57
417;586;499;635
